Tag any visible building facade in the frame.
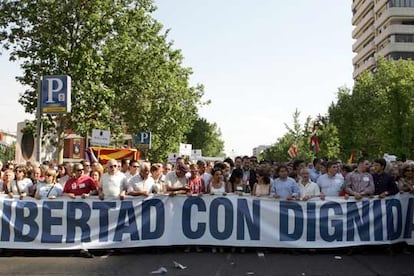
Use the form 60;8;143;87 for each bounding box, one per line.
352;0;414;78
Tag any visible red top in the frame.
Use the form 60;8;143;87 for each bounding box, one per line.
187;176;203;194
63;175;99;195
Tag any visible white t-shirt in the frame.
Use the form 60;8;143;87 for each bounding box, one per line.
317;173;344;196
10;178;33;194
127;174;154;193
165;171;187;188
100;172;127;198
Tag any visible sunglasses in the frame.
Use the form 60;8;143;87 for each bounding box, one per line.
16;170;23;173
109;165;118;168
132;165;139;168
46;174;54;177
77;168;84;172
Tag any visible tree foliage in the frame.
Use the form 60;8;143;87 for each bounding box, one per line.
185;117;225;157
261;109;340;162
329;58;414;160
0;0;205;162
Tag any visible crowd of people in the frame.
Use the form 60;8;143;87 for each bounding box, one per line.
0;156;413;256
0;155;413;202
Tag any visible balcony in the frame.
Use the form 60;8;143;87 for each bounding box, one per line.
352;0;374;25
352;10;375;38
353;57;376;79
374;0;388;12
353;40;375;65
378;42;414;56
375;24;414;45
375;7;414;29
353;25;375;51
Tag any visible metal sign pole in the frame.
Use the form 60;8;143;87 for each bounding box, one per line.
36;77;43;163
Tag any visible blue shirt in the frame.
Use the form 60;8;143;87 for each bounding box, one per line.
309;168;321;183
270;177;300;199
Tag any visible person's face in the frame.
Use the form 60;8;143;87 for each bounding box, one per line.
163;165;172;175
213;170;223;181
328;164;338;176
358;160;370;172
130;162;139;173
300;170;310;182
3;172;13;183
235;159;242;168
404;167;414;178
90;171;98;181
58;167;66;176
198;165;206;174
373;162;383;174
190;168;198;177
45;173;55;184
84;162;91;172
15;169;25;179
278;168;288;178
74;165;84;178
107;162;118;174
176;169;186;178
152;168;162;180
32;168;41;180
140;166;150;179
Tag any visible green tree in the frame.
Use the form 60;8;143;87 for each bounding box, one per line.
329;58;414;160
0;0;205;162
185;117;225;157
262;110;340;162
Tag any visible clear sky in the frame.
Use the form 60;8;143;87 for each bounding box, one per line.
0;1;354;157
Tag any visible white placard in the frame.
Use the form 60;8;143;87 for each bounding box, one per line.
91;129;110;146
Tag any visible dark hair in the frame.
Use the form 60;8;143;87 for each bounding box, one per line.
357;157;367;165
313;158;322;166
211;167;222;176
326;160;338;169
213;162;226;170
223;157;234;167
276;165;289;174
373;158;386;169
229;168;243;184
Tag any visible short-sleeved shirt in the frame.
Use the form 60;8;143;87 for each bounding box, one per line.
64;175;99;195
100;172;127;198
127;174;154;193
317;173;344;196
270;177;300;199
165;171;187;188
37;182;63;198
10;178;33;194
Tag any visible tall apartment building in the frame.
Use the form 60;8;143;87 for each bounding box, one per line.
352;0;414;78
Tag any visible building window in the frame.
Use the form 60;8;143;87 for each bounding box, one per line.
395;34;414;42
388;0;414;7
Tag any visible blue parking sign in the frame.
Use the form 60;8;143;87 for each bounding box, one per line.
41;75;71;114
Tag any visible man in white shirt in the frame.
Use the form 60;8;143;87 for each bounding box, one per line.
127;162;153;196
165;163;190;195
298;168;320;200
99;159;127;200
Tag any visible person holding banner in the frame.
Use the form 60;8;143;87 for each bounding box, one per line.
0;169;14;195
8;165;33;200
208;167;226;195
127;162;154;197
252;169;271;197
35;169;63;200
165;163;190;195
187;163;204;195
99;159;127;200
297;168;320;200
317;161;344;199
270;165;300;200
345;157;375;199
63;163;99;199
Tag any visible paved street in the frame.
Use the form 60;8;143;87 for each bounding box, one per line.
0;246;413;276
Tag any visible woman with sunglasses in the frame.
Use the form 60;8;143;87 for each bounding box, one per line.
35;169;63;200
7;165;33;199
398;163;414;193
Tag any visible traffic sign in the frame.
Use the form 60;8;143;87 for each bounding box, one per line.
41;75;71;114
135;131;151;145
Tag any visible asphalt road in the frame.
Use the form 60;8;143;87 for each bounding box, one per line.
0;246;413;276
